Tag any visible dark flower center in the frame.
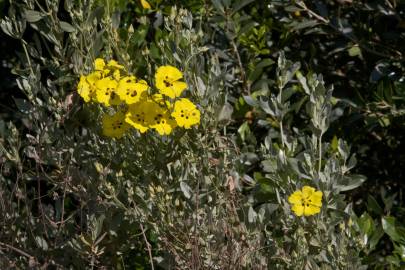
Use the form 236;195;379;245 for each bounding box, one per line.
112;121;123;130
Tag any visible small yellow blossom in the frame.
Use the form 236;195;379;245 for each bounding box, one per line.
151;93;172;109
77;72;101;102
125;101;153;133
102;112;130;139
95;77;121;106
122;75;137;83
171;98;200;128
148;102;177;135
155;66;187;99
112;69;121;81
107;60;125;70
140;0;151;9
94;58;106;71
288;186;323;217
87;71;102;84
116;77;149;104
94;58;111;76
77;75;93;102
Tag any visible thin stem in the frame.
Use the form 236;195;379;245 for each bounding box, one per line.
231;40;251;95
280;120;285;148
21;40;34;75
0;242;34;258
140;223;155;270
318;134;322;174
296;1;329;24
279;84;286;149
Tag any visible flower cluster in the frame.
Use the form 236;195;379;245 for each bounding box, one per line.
77;59;200;138
288;186;323;217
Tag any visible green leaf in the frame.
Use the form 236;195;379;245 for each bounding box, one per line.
92;214;105;240
386;255;401;266
195;76;206;96
218;102;234;122
367;195;383;215
248;206;256;223
180;181;192;199
382;217;404;243
237;121;250;142
86;6;104;27
60;21;75;32
336;174;365;192
369;226;384;251
111;11;120;29
394;244;405;262
232;0;255;13
358;212;373;235
261;159;277;173
248;58;274;82
1;16;26;39
211;0;224;14
13;98;32;114
243;95;258;107
35;236;48;250
296;71;310;94
24;10;45;22
258;98;275;116
291;20;319;31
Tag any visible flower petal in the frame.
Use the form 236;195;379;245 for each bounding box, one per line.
288;191;303;205
102;112;129;139
172;98;200;128
94;58;105;71
304;205;321;216
309;191;323;206
157;66;183;81
140;0;151;9
155;65;185;94
302;186;316;198
291;204;304;216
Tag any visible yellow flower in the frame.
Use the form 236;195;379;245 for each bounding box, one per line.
121;75;136;83
102;112;130;139
148;102;177;135
151;93;172;109
87;71;102;85
140;0;151;9
94;58;106;71
77;75;93;102
77;72;101;102
116;76;149;104
94;58;111;76
125;101;153;133
107;60;124;70
171;98;200;128
95;77;121;106
288;186;323;217
155;66;187;99
112;69;121;81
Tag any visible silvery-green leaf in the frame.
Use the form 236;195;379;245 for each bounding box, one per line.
24;10;45;22
218;102;233;122
180;181;192;199
60;21;75;32
35;236;48;251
